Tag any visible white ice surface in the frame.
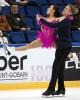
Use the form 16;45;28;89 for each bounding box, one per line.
0;88;80;100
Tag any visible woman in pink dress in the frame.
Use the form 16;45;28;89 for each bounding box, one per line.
37;16;57;48
15;5;61;51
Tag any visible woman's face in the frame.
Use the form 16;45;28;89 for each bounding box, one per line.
47;5;55;15
62;5;72;16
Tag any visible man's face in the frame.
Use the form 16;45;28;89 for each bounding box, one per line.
11;5;19;14
62;5;72;16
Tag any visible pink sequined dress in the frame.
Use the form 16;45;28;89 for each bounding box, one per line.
37;19;57;48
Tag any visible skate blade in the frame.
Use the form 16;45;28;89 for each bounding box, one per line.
42;95;54;98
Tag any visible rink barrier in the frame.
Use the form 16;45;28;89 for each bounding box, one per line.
0;81;80;90
0;44;80;90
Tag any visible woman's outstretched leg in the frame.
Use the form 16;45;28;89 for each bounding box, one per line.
15;38;42;51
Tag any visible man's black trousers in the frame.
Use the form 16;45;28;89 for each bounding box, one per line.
48;47;71;91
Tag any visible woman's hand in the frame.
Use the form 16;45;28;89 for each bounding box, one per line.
36;14;42;21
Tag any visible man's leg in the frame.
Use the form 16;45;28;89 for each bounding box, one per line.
47;49;64;91
56;47;71;95
58;48;71;90
58;62;65;90
42;49;65;96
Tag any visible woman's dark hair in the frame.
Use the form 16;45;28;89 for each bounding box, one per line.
53;5;61;17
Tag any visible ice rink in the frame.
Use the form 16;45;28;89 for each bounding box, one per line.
0;88;80;100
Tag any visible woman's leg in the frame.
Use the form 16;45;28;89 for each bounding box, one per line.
15;38;42;51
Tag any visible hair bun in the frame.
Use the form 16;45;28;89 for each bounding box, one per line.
69;4;79;14
74;7;79;14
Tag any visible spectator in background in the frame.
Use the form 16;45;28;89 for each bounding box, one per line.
7;4;29;31
0;15;12;32
71;12;80;31
15;0;38;15
76;0;80;7
0;30;8;44
72;0;80;31
71;13;80;31
16;0;29;5
17;0;37;5
8;0;38;16
0;0;10;6
5;0;15;5
76;0;80;30
5;0;37;6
